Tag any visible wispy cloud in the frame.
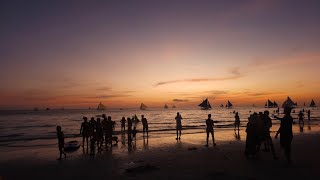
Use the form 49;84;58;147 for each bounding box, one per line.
96;86;112;91
154;75;243;87
229;67;241;76
173;99;189;102
88;94;131;99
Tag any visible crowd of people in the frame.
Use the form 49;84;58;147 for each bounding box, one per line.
56;108;312;164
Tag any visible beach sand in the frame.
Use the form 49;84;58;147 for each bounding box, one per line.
1;128;320;180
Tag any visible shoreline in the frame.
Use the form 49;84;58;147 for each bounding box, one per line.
1;127;320;179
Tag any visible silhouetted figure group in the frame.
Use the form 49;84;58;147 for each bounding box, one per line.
55;108;308;164
245;110;278;160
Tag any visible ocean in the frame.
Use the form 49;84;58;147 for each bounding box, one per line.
1;106;319;149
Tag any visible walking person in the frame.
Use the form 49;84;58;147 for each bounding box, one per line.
245;113;258;159
95;118;104;151
141;115;148;137
274;107;294;164
205;114;216;147
234;112;240;131
56;126;66;160
263;110;278;159
307;110;311;121
175;112;183;140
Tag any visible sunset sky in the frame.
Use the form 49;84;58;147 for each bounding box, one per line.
1;0;320;109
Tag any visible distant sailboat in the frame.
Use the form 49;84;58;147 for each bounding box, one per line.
140;103;147;110
220;104;224;107
97;102;106;110
265;99;274;108
46;107;50;111
164;104;169;109
198;98;212;110
226;100;233;108
172;105;176;108
282;96;296;108
310;99;316;107
273;101;278;107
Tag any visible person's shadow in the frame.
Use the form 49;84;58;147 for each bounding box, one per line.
143;137;149;150
234;130;241;140
299;121;304;133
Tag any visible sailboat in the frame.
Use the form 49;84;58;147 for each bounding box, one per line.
273;101;278;107
97;102;106;110
164;104;169;109
310;99;316;107
220;104;224;107
265;99;274;108
172;105;176;108
282;96;296;108
140;103;147;110
198;98;212;110
226;100;233;108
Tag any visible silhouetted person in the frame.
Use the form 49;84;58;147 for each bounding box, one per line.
298;111;304;125
256;112;265;152
90;133;97;156
274;107;293;164
95;118;104;151
101;114;108;146
80;117;89;147
120;117;126;132
262;110;278;159
175;112;182;140
106;116;113;146
89;117;96;139
127;117;133;146
132;126;137;141
307;110;311;120
245;113;258;158
141;115;148;137
205;114;216;147
56;126;66;160
234;112;240;131
112;121;116;133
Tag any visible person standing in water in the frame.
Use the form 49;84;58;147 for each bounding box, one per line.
175;112;183;140
141;115;148;137
234;112;240;131
120;117;126;132
80;117;89;147
275;107;294;164
205;114;216;147
56;126;66;160
127;117;133;146
298;111;304;125
307;110;311;121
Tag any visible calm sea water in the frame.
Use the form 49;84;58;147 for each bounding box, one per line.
0;107;319;147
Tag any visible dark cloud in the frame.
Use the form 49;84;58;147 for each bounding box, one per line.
154;75;243;87
173;99;189;102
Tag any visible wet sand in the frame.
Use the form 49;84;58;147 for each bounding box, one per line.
1;126;320;180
